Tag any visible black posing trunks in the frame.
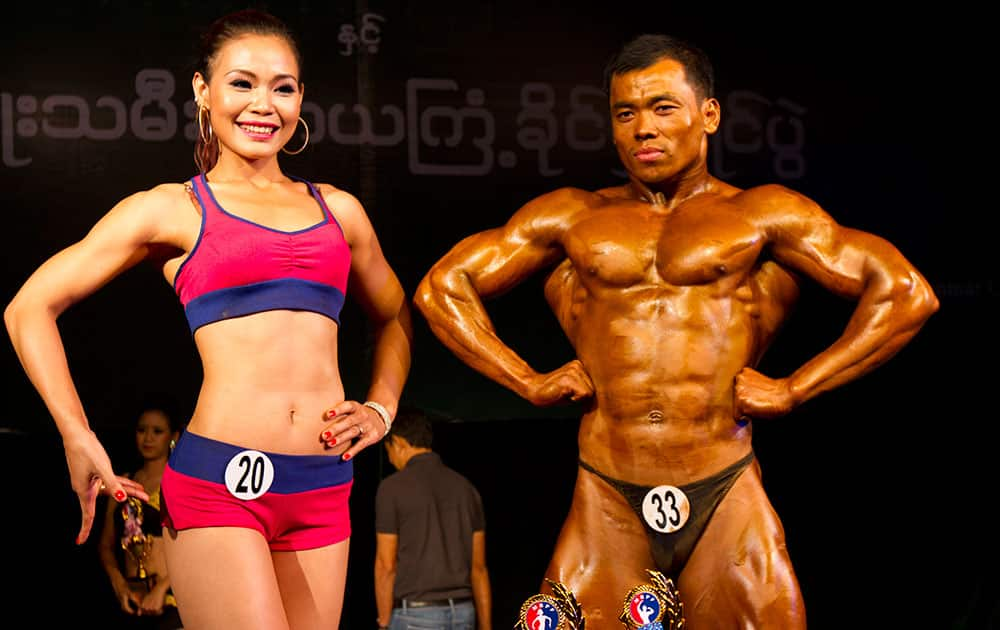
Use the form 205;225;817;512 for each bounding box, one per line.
578;451;754;578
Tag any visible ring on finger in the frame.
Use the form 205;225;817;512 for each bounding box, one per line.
357;424;364;436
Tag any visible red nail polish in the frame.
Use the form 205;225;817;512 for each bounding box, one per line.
342;453;351;461
329;437;337;446
321;431;331;441
114;490;126;502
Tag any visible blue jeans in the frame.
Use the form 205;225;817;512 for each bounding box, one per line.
389;599;475;630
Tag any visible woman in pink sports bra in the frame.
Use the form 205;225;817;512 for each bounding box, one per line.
4;8;411;630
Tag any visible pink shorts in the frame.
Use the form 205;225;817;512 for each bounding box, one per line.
161;431;353;551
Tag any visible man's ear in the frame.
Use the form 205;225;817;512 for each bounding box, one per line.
391;435;411;450
702;97;721;135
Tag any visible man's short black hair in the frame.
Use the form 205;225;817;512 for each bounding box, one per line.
602;33;715;100
388;406;433;448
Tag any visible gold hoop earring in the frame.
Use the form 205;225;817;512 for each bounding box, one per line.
197;104;213;145
282;116;310;155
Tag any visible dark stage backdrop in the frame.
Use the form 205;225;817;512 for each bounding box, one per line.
1;2;995;628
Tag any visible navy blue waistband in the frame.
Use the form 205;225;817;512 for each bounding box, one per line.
168;430;353;493
184;279;345;334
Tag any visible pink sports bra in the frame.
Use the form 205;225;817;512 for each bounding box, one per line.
173;173;351;333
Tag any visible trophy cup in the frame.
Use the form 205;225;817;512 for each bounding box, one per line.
515;578;585;630
120;497;152;588
619;570;684;629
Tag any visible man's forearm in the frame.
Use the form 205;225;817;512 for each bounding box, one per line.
471;567;492;630
414;280;538;399
374;566;395;627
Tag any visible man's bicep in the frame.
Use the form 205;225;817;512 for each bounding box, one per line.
375;532;398;567
420;187;582;304
437;225;563;299
471;530;487;569
376;532;398;551
770;220;894;299
753;186;876;298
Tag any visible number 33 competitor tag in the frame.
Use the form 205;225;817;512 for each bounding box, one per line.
224;450;275;500
641;485;690;533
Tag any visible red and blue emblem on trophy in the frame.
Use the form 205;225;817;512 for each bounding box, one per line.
623;587;664;629
619;570;684;629
525;597;560;629
515;580;585;630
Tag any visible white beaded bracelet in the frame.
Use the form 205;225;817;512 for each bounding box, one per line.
363;401;392;435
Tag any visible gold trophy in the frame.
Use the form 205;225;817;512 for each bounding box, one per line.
515;578;585;630
619;570;684;629
120;497;152;588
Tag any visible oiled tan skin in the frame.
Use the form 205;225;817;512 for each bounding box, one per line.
415;57;938;628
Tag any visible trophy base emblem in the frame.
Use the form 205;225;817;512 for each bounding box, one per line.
516;579;585;630
620;570;684;629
